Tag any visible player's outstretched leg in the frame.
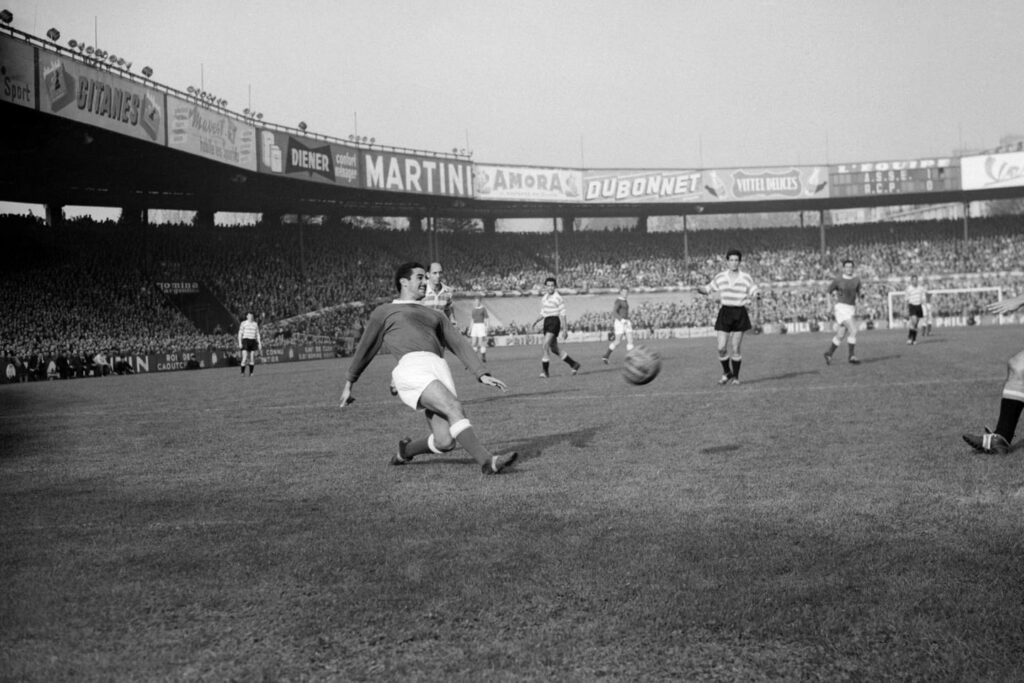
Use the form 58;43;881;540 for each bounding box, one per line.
964;350;1024;455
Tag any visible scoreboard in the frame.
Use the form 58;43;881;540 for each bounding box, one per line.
829;158;960;198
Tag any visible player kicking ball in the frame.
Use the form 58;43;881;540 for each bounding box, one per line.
341;262;518;475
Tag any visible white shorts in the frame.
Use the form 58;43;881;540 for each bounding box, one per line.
834;303;856;325
470;323;488;339
392;352;456;410
613;319;633;336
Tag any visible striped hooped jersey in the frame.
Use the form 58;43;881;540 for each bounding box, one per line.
905;284;927;305
540;290;566;318
238;320;260;343
706;270;759;307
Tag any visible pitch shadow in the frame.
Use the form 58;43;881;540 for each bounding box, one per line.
742;369;821;385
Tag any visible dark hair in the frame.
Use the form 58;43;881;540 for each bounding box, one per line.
726;249;742;261
842;259;854;267
394;261;425;293
545;277;557;287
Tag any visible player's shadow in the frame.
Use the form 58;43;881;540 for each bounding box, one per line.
405;425;602;469
463;386;581;406
700;444;743;455
856;354;901;365
742;369;821;385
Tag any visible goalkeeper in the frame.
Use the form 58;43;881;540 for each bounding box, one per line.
962;292;1024;455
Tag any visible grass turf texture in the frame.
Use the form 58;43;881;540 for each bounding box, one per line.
2;326;1023;681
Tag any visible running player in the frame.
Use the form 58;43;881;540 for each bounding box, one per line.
341;262;517;474
905;275;927;345
532;277;581;378
823;259;862;365
601;286;635;363
469;296;489;363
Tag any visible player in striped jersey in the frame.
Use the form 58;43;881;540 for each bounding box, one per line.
532;277;581;378
341;262;517;475
237;312;261;376
696;249;760;385
962;291;1024;455
601;286;634;363
423;261;456;325
904;275;927;345
823;259;862;365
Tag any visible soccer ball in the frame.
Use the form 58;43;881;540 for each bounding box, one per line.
622;346;661;385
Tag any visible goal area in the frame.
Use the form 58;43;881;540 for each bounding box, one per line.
887;286;1003;328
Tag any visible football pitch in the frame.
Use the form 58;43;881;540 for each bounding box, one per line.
2;326;1023;681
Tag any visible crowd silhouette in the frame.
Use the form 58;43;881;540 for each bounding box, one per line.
2;212;1022;379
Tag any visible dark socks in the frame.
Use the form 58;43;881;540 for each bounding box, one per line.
995;398;1024;443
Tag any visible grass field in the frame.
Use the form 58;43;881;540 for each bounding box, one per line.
2;326;1023;681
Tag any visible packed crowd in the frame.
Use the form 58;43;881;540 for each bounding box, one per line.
1;213;1022;376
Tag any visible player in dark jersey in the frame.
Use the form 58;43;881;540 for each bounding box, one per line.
469;296;489;362
601;286;635;363
341;262;517;475
962;291;1024;455
823;259;862;365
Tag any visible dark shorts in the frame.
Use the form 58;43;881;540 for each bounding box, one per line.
908;304;924;318
241;338;259;352
714;306;752;333
542;316;561;335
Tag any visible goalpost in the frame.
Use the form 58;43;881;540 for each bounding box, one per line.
887;286;1003;328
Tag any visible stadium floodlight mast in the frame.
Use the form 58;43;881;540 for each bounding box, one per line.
0;9;13;25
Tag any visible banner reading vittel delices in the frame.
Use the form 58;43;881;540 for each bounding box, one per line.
700;166;830;202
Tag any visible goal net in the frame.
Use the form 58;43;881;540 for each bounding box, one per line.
887;286;1003;328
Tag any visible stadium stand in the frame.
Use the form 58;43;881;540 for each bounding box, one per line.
2;213;1022;379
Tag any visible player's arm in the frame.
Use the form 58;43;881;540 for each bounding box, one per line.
340;314;385;407
987;292;1024;315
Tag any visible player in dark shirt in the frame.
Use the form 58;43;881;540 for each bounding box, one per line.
341;262;517;475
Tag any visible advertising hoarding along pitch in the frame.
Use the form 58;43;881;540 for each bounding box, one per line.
829;157;958;197
257;130;360;186
37;48;165;144
167;95;256;171
961;151;1024;190
0;33;36;109
701;166;830;202
583;169;702;203
363;151;472;197
473;165;582;202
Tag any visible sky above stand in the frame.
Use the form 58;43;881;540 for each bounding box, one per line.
3;0;1023;221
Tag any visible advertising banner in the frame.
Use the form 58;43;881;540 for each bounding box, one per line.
699;166;830;202
0;33;36;109
38;49;165;144
472;164;583;202
829;157;958;197
256;129;360;186
583;169;702;203
167;95;256;170
362;150;472;197
961;151;1024;190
